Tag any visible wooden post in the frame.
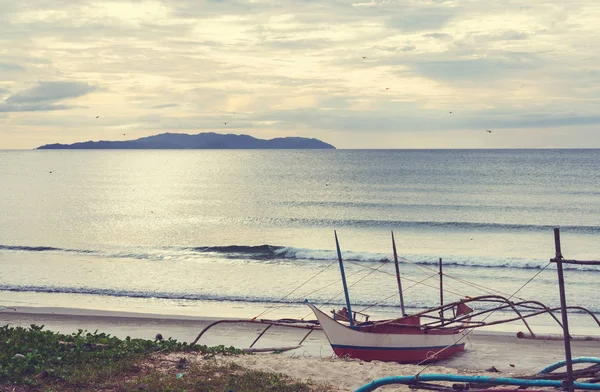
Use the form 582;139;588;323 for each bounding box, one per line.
439;258;444;320
334;231;354;327
391;231;406;316
553;228;574;392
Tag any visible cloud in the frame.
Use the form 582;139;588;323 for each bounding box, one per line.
411;55;540;81
168;0;256;18
130;114;255;131
386;9;455;32
250;105;600;133
485;31;529;41
0;62;24;72
423;33;453;40
471;113;600;129
152;103;179;109
6;81;95;104
1;81;95;112
263;37;334;51
0;103;71;113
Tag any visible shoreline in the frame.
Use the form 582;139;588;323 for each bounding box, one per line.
3;305;600;377
3;290;599;335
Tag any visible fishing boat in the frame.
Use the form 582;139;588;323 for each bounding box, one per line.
305;230;473;363
192;228;600;367
305;229;600;365
306;302;472;363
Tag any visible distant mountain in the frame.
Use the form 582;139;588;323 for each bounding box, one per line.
36;132;336;150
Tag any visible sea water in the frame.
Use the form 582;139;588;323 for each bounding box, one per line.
1;149;599;333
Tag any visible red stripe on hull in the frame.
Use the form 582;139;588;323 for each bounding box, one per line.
332;344;465;364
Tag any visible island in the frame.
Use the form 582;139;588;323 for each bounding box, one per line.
36;132;336;150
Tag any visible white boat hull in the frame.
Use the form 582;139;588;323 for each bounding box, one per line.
307;303;468;363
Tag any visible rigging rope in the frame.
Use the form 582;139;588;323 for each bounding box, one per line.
398;256;529;301
414;261;553;375
251;260;337;320
256;265;369;319
324;261;390;303
253;244;545;322
298;261;391;320
345;260;467;297
355;272;440;314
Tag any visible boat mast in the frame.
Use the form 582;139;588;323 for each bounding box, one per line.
391;231;407;316
334;231;354;327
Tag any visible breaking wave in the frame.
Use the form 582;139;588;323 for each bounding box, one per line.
0;245;93;253
2;242;598;272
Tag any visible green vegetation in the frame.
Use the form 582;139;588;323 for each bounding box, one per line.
0;324;329;391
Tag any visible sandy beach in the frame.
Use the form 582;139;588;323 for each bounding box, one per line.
2;306;599;391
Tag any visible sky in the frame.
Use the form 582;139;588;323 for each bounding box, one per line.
1;0;599;149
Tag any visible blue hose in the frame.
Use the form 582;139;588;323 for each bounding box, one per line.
355;357;600;391
538;357;600;374
354;374;600;392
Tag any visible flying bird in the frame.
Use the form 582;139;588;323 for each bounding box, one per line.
449;111;453;114
122;133;127;136
487;130;492;133
385;88;389;90
224;122;227;125
96;116;99;118
362;56;367;59
48;171;53;174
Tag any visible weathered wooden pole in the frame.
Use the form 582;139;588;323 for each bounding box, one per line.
439;258;444;320
553;228;574;392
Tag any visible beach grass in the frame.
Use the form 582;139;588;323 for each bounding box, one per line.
0;324;329;391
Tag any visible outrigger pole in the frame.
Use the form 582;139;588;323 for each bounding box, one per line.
391;231;406;316
334;231;355;327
